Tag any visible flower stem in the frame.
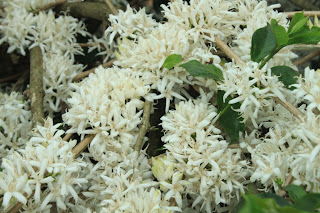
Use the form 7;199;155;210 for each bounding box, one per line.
134;100;152;152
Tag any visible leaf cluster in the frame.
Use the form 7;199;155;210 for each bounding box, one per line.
233;185;320;213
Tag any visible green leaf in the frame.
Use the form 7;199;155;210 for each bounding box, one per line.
162;54;183;69
284;185;307;202
251;23;277;63
270;19;289;47
289;16;309;36
180;60;223;81
233;193;291;213
287;31;320;45
271;66;299;90
288;12;308;35
217;90;244;143
239;194;308;213
289;25;312;38
311;26;320;32
293;193;320;212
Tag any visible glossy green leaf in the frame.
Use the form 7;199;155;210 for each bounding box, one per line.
180;60;223;81
251;23;277;62
289;25;311;38
288;12;307;35
239;194;308;213
289;16;309;36
293;193;320;212
284;185;307;202
217;90;244;143
233;193;291;213
287;31;320;45
270;19;289;47
162;54;183;69
271;66;299;90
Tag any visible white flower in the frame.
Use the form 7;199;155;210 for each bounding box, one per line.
0;92;32;158
106;4;158;42
161;98;249;212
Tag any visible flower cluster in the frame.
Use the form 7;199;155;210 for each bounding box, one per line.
0;0;88;113
0;118;87;212
156;97;250;212
1;0;320;212
0;92;32;158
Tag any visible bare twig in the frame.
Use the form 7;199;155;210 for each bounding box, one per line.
290;0;320;11
30;46;45;127
3;191;35;213
228;144;253;153
73;59;116;81
63;133;73;141
134;100;152;152
293;50;320;66
213;36;305;121
10;71;29;92
286;11;320;18
32;0;67;14
0;72;25;83
104;0;118;15
214;35;245;66
72;135;95;158
278;170;293;197
273;97;305;121
56;2;115;21
283;170;294;187
293;44;320;51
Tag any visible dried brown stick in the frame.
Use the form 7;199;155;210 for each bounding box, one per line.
213;35;305;121
72;135;95;158
278;170;293;197
293;44;320;51
63;133;73;141
134;100;152;152
104;0;118;15
10;71;29;92
73;59;116;81
0;72;25;83
4;191;35;213
214;35;245;66
30;46;45;127
32;0;67;14
56;2;114;21
273;97;304;121
286;11;320;18
288;0;320;12
293;50;320;66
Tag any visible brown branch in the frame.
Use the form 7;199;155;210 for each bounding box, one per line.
63;133;73;141
228;144;253;153
286;11;320;18
292;44;320;51
278;170;293;197
72;135;95;158
288;0;320;11
214;35;245;66
78;43;96;47
30;46;45;127
293;50;320;66
55;2;115;21
3;191;35;213
73;59;116;81
104;0;118;15
0;72;25;83
273;97;305;121
213;35;305;121
134;100;152;152
10;71;29;92
32;0;67;14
